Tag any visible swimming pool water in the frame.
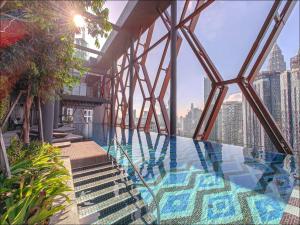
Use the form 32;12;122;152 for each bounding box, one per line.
92;125;299;224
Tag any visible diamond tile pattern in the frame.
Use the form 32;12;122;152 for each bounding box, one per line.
95;128;299;225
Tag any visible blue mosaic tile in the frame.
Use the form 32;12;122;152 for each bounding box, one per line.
247;194;285;224
221;162;243;173
229;174;262;193
248;163;274;174
159;189;196;220
93;126;298;224
200;191;243;224
161;172;190;188
196;173;224;190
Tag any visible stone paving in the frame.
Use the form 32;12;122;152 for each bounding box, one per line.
61;141;109;169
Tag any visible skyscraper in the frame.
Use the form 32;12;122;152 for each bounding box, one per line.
221;100;243;146
267;43;286;73
182;103;202;137
290;50;300;152
243;44;285;150
280;71;293;146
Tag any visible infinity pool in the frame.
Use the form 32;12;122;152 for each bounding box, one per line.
92;125;299;224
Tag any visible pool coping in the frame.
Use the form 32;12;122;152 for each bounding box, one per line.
280;185;300;224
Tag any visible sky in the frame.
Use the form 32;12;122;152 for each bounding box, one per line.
83;1;299;117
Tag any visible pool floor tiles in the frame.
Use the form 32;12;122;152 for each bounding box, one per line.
90;126;299;224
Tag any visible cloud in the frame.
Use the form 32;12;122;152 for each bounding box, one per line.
225;92;242;102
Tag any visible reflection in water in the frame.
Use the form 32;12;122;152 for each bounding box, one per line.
169;137;177;171
91;124;299;224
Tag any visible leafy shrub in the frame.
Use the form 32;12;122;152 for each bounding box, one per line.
0;140;71;224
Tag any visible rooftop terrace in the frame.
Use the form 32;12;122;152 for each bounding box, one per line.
0;0;299;224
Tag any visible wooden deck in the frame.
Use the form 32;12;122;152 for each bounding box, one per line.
61;141;109;169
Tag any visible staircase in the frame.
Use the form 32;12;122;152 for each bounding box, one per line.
72;160;156;225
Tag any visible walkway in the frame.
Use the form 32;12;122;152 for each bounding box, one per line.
61;141;109;169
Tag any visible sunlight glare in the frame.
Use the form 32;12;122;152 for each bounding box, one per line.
73;14;85;27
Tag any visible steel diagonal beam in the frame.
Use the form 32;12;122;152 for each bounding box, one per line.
140;64;161;132
113;58;127;127
238;81;293;154
135;26;156;130
144;37;171;133
143;9;176;133
193;84;217;139
233;0;295;154
180;28;218;83
202;86;228;139
130;26;154;130
118;28;146;128
247;0;296;83
119;55;129;128
143;1;191;134
176;0;215;29
187;29;223;82
172;0;226;140
236;1;281;79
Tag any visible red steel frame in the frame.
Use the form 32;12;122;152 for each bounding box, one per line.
103;0;296;154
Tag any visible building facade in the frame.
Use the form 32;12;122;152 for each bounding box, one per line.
290;50;300;152
221;101;243;146
280;71;293;147
243;44;285;150
182;103;202;137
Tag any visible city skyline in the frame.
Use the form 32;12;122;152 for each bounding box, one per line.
82;1;299;117
176;46;300;152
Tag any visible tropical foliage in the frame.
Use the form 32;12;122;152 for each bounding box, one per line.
0;140;71;224
0;0;111;143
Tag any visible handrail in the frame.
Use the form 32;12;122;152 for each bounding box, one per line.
107;139;161;224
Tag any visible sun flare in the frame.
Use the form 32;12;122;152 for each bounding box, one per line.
73;14;85;27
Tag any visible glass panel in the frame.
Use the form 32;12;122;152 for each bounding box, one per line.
194;0;274;80
249;2;299;153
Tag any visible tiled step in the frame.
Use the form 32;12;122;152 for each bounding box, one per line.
130;213;156;225
72;161;115;174
72;163;116;178
73;168;123;184
91;199;147;225
75;173;128;194
76;180;134;204
79;188;141;219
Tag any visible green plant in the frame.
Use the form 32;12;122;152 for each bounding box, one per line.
0;0;111;144
0;141;71;225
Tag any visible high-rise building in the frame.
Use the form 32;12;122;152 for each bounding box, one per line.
75;31;88;60
267;43;286;73
182;103;202;137
243;44;285;150
221;100;243;146
280;71;293;147
204;77;221;141
290;50;300;152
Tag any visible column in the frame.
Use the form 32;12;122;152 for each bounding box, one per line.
170;0;177;136
129;38;135;129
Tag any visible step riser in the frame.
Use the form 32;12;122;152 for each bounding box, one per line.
112;207;147;225
75;178;130;197
77;184;135;206
79;194;143;219
74;170;124;187
72;161;115;173
73;165;117;179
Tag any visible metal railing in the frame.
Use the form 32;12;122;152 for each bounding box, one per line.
107;139;161;224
